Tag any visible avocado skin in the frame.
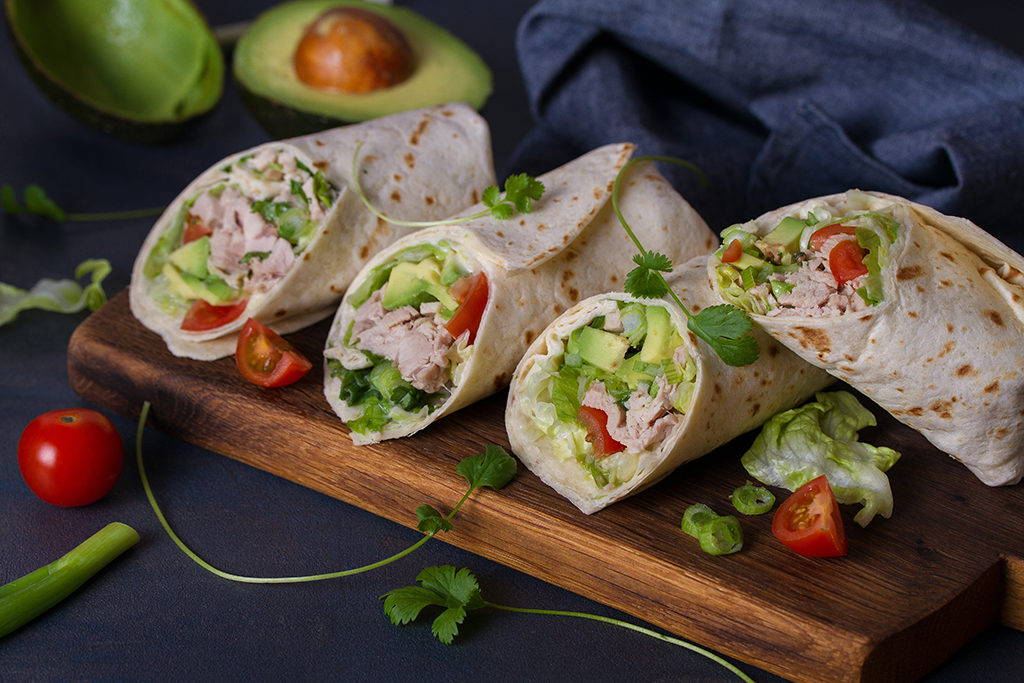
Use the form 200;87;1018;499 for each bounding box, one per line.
5;0;224;144
237;79;354;140
6;23;203;144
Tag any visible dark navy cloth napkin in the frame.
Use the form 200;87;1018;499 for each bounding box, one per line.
509;0;1024;237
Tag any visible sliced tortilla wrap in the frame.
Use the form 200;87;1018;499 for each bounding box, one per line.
708;189;1024;486
130;103;495;360
505;256;834;514
323;143;718;444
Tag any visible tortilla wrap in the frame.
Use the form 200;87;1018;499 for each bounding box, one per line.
130;103;495;360
323;143;718;444
708;190;1024;486
505;256;834;514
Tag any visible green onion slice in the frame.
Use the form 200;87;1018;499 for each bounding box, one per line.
731;482;776;515
698;516;744;556
681;503;719;538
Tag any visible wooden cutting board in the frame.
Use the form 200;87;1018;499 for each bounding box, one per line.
67;290;1024;683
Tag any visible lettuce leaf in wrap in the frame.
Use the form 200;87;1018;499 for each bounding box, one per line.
741;390;900;527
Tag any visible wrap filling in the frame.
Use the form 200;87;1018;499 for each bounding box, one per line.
140;148;338;330
324;241;486;436
516;299;697;488
713;191;899;317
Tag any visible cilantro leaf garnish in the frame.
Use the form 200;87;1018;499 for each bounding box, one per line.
134;401;517;584
2;183;164;222
611;156;759;367
351;142;544;227
382;565;755;681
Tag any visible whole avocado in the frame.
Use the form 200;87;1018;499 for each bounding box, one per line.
234;0;493;139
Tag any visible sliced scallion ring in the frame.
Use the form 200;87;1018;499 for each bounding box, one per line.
731;482;776;515
681;503;718;538
698;516;744;556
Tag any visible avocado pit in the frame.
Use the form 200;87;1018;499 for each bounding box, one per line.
293;7;412;94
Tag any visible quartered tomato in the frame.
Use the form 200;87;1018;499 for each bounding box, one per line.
828;239;869;286
18;408;124;507
772;475;848;557
721;238;743;263
182;215;213;244
576;405;626;457
235;318;313;388
445;271;488;344
808;223;856;252
181;298;249;331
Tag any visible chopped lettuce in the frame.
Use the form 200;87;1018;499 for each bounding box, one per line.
0;259;111;327
741;391;900;527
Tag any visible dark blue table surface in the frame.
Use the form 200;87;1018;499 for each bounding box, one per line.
2;2;1022;682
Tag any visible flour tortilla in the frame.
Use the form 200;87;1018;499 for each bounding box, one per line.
505;256;834;513
323;143;719;444
130;103;495;360
708;190;1024;486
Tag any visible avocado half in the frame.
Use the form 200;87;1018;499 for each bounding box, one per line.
234;0;493;139
4;0;224;143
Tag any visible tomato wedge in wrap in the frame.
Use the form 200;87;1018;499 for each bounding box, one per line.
322;143;718;444
130;103;495;360
505;257;833;514
708;190;1024;486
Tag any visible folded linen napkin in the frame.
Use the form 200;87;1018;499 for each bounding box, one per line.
510;0;1024;237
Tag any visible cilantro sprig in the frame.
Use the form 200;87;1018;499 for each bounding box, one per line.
2;183;164;222
613;156;759;367
351;141;544;227
134;402;516;583
383;565;755;682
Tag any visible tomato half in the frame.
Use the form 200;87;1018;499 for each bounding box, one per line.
772;475;848;557
181;298;249;332
576;405;626;457
828;239;869;286
445;271;488;344
235;318;313;387
721;238;743;263
183;215;213;244
808;223;856;252
18;408;124;507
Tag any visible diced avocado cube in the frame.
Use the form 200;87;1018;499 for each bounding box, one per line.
577;326;630;373
640;305;680;363
168;236;211;278
617;354;657;389
761;216;806;252
161;263;235;305
728;251;766;270
381;258;459;311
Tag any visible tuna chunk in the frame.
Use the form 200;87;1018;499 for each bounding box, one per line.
351;288;455;394
581;377;680;455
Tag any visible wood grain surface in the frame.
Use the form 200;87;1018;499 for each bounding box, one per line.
68;290;1024;683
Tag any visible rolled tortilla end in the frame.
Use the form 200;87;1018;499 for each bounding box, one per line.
505;256;834;514
129;103;495;360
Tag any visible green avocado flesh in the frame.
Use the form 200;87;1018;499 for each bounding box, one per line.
5;0;223;138
234;0;493;138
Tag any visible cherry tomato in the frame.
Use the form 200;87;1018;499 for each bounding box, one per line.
181;298;249;332
828;239;869;286
808;223;856;252
182;215;213;244
235;318;313;387
576;405;626;457
772;475;848;557
721;238;743;263
445;271;488;344
18;408;124;507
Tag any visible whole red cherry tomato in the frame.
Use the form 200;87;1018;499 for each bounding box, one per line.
18;408;124;507
235;318;313;387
